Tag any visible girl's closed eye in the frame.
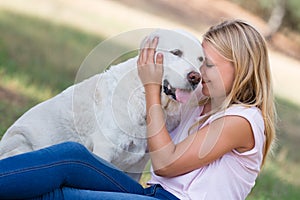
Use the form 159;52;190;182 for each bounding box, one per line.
205;60;215;68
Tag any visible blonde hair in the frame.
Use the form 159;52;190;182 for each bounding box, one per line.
198;19;277;167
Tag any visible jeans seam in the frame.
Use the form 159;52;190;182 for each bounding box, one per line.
145;184;158;196
0;160;129;193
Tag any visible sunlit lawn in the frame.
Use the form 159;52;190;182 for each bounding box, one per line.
0;11;299;199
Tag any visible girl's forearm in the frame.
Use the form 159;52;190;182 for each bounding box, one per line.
144;85;176;171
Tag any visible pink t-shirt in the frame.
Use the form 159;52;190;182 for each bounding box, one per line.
148;104;265;200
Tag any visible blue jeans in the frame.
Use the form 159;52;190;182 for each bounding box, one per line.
0;142;179;200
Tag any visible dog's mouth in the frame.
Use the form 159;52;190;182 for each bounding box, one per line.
163;80;193;103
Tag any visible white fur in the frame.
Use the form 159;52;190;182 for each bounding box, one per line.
0;29;204;180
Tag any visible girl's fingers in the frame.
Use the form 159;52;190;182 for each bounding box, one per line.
156;53;164;65
140;38;151;64
147;37;158;63
139;37;159;64
150;37;159;49
137;36;163;86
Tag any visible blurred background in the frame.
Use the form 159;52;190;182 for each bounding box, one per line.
0;0;299;199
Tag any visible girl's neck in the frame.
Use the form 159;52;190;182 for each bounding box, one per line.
200;96;225;116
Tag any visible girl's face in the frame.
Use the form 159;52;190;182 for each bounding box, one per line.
200;41;235;99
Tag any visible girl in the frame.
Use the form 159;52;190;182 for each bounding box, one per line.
0;19;276;200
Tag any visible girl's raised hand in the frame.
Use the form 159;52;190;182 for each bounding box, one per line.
137;37;164;88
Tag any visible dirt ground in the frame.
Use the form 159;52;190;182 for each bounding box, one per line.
0;0;299;105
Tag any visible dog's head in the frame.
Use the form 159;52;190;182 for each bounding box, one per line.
142;29;204;104
141;29;204;131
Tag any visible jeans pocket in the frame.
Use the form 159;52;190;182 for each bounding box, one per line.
144;184;179;200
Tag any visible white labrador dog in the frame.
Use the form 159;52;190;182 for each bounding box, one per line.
0;29;204;180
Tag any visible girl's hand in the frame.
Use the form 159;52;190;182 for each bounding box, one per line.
137;37;164;90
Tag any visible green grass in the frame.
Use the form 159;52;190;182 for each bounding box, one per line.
246;98;300;199
0;10;300;199
247;162;300;200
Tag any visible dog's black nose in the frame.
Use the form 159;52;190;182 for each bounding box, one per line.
187;71;201;89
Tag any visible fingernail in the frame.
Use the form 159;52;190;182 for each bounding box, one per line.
157;53;163;59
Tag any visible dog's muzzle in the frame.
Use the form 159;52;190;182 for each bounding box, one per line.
187;71;201;90
163;80;177;100
163;71;201;102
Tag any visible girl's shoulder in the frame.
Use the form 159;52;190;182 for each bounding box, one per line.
213;104;261;119
205;105;264;129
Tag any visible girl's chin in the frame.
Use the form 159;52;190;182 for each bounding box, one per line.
201;88;210;97
201;84;209;95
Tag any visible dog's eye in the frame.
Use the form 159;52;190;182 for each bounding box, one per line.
170;49;183;57
198;56;204;62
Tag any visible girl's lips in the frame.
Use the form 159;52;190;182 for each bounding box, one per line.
202;80;210;84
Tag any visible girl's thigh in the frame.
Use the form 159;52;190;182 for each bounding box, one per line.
62;187;160;200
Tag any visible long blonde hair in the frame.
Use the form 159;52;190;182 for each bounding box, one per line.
199;19;277;167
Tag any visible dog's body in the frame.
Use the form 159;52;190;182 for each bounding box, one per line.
0;29;204;180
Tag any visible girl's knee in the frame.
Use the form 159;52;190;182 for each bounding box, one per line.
58;141;86;150
50;141;91;160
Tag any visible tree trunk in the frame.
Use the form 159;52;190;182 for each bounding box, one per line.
266;0;287;40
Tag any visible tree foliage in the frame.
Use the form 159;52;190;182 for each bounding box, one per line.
230;0;300;33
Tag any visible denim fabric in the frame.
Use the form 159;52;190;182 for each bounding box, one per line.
0;142;178;200
144;184;179;200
